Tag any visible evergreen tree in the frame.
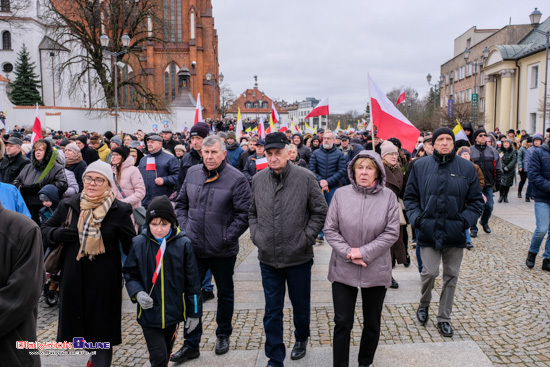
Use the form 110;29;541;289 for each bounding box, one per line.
9;44;43;106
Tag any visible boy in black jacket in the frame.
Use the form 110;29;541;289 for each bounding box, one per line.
123;195;202;366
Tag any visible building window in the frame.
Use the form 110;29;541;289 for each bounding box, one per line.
446;74;449;85
531;65;539;89
466;89;471;102
262;101;268;109
480;71;485;86
466;63;472;77
530;113;537;133
480;97;485;113
176;0;182;42
170;62;176;101
459;66;465;80
190;11;195;39
466;38;471;49
2;31;11;49
245;102;251;108
0;0;9;12
164;62;179;102
164;72;169;101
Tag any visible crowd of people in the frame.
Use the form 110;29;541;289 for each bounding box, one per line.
1;120;549;367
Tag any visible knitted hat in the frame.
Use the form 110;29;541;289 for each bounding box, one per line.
473;128;487;141
190;122;210;139
104;131;114;140
174;144;186;152
226;131;236;140
380;140;398;157
218;132;227;140
83;160;116;188
110;136;123;146
76;135;87;146
432;127;455;144
112;146;130;161
64;142;81;155
456;146;470;157
533;134;543;143
387;137;402;150
146;195;177;226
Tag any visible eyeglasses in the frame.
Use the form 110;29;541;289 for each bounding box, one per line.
386;152;399;157
478;134;486;137
83;176;106;185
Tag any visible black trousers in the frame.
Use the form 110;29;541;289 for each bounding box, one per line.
332;282;386;367
518;170;528;194
142;324;178;367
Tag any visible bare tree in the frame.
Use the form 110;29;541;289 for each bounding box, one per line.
219;83;236;119
43;0;168;110
0;0;31;24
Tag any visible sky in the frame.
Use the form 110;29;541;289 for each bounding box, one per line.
213;0;545;114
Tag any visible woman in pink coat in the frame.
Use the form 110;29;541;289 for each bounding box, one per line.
324;150;400;367
110;146;145;226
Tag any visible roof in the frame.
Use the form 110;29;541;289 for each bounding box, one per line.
39;36;70;52
227;88;288;114
497;16;550;60
170;88;197;108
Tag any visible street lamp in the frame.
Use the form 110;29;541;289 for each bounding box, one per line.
426;73;443;113
464;46;490;128
100;33;131;134
530;7;549;132
206;72;224;123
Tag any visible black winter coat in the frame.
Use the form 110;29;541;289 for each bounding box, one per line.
177;149;202;190
469;144;502;189
499;146;517;187
404;150;484;249
309;145;347;188
528;140;550;204
123;228;202;329
80;145;99;165
66;160;87;192
163;137;181;156
175;161;251;258
0;152;30;184
41;195;136;345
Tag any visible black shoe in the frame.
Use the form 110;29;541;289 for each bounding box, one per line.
518;192;522;198
526;252;537;269
290;341;307;360
542;258;550;272
404;254;411;267
482;224;491;234
201;289;215;302
170;345;200;363
470;230;477;238
503;195;509;203
390;277;399;289
215;335;230;355
416;306;429;325
498;195;504;203
526;197;531;202
466;242;474;250
437;322;454;337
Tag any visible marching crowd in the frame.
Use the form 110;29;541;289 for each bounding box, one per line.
0;121;549;367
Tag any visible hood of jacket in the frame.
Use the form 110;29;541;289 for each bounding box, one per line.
347;150;386;195
31;139;54;170
56;149;66;167
121;155;136;170
292;133;304;148
38;183;60;204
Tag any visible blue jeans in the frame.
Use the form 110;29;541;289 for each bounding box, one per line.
465;229;471;243
529;202;550;259
202;269;214;292
319;187;337;237
184;256;236;349
260;260;313;367
472;186;494;231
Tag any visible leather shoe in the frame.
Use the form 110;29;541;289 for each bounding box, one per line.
482;224;491;233
466;242;474;250
390;277;399;289
290;341;307;360
437;322;454;337
526;252;537;269
201;289;215;302
470;230;477;238
215;335;230;355
416;306;428;325
170;345;200;363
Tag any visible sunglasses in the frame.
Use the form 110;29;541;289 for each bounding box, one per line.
478;134;487;137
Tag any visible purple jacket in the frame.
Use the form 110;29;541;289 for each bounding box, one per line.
324;150;400;289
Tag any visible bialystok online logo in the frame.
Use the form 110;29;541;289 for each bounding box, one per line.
17;338;111;351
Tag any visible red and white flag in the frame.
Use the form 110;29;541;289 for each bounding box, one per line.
256;156;268;170
271;102;280;124
395;87;406;105
368;74;420;152
304;97;329;120
146;157;156;171
31;104;42;144
194;93;203;124
258;117;266;139
152;238;167;285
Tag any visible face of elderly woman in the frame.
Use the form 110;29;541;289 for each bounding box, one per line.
83;172;110;198
354;159;378;188
384;151;398;166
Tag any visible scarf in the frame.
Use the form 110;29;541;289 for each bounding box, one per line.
77;190;115;260
66;151;83;166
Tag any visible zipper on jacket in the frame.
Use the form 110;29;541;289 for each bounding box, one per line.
358;193;367;287
161;259;165;329
182;293;187;321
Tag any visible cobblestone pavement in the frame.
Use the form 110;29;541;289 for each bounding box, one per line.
36;212;550;366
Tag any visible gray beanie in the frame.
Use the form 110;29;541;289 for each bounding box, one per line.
110;136;123;146
83;160;116;188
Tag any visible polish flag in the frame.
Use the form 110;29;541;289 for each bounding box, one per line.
31;104;43;144
256;157;268;170
152;238;167;285
194;93;203;124
304;97;329;120
271;102;280;124
396;87;406;105
368;74;420;152
146;157;156;171
258;117;266;139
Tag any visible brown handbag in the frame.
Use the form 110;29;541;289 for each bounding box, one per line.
44;207;73;274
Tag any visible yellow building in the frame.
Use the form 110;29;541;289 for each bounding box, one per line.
484;13;549;134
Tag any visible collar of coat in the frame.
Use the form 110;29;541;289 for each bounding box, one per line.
433;149;456;164
269;161;292;182
202;160;227;184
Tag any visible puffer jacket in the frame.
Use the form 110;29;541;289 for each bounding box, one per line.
293;134;312;164
404;149;484;250
499;146;517;187
97;143;110;162
55;150;79;198
249;162;327;268
528;140;550;204
517;140;528;171
524;145;540;173
177;148;202;190
123;227;202;329
226;142;244;168
175;161;250;259
469;143;502;188
66;160;87;192
309;145;347;188
138;150;179;207
325;150;400;288
112;156;145;209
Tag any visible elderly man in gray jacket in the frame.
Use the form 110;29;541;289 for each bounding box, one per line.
249;132;328;367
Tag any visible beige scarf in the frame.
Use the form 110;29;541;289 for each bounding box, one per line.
66;151;83;166
77;190;115;260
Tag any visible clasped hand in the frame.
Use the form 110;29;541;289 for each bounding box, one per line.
347;247;367;267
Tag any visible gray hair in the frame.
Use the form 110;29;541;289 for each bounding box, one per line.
202;135;226;152
288;144;298;152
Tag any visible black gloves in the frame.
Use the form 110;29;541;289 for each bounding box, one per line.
50;228;79;243
20;183;40;194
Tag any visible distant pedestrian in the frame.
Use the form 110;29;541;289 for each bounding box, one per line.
498;139;517;203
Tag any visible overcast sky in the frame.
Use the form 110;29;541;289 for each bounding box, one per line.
214;1;544;113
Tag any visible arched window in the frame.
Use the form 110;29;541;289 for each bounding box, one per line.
262;102;268;109
0;0;10;12
117;64;135;107
245;102;252;108
164;62;179;102
2;31;11;50
253;102;259;108
190;10;195;39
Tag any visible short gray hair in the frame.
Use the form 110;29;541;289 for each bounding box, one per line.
202;135;226;152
